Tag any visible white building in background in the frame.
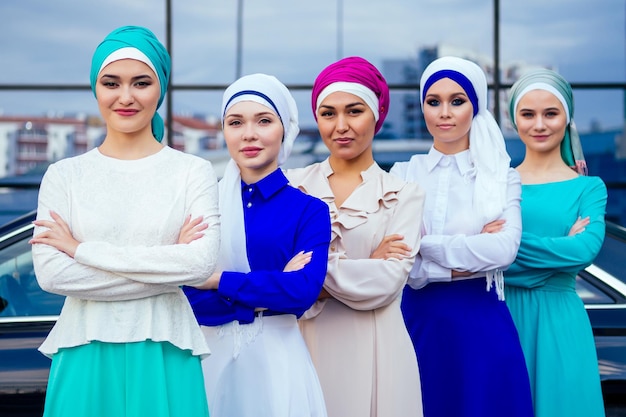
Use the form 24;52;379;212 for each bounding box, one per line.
0;114;221;177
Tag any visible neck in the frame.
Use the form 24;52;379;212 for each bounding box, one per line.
99;132;164;160
432;136;470;155
328;151;374;175
520;146;566;172
516;146;577;183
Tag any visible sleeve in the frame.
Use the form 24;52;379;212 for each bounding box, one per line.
324;183;425;311
217;200;331;317
506;178;607;288
183;286;256;326
389;161;408;179
33;160;220;301
418;169;522;274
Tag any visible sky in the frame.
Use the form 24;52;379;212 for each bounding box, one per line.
0;0;624;132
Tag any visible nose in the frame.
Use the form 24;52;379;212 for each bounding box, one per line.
241;122;257;141
533;115;546;130
335;113;349;133
118;85;134;105
439;102;451;118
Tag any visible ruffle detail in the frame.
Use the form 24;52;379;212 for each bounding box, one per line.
287;160;407;243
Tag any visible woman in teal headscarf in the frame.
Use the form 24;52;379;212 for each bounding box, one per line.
504;68;607;417
30;26;219;417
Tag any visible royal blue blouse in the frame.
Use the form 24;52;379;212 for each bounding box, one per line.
184;169;331;326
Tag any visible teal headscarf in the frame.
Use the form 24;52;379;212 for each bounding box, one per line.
508;68;587;175
90;26;171;142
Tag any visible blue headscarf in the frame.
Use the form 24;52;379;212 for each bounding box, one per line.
90;26;171;142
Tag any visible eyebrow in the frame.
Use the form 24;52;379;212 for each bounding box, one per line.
319;101;366;109
425;92;467;99
99;73;154;81
225;111;277;118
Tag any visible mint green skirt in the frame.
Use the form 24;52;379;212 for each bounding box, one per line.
43;340;209;417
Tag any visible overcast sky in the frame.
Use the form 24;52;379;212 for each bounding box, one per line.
0;0;624;131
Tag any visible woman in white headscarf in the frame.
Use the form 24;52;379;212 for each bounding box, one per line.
183;73;330;417
391;56;533;417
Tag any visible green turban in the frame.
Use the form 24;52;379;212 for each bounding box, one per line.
508;68;586;175
90;26;171;142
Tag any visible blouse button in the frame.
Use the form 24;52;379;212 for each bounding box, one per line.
330;246;336;251
247;202;252;208
248;187;253;192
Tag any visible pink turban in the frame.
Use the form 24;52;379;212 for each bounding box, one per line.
311;56;390;134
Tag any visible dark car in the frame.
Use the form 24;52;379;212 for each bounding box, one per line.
0;211;63;417
1;211;626;416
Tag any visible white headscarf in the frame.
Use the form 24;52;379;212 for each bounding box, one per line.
420;56;511;299
218;73;299;274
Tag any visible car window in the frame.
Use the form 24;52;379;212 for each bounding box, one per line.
576;274;615;305
0;233;64;317
593;227;626;284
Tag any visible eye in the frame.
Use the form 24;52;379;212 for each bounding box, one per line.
545;110;559;118
518;110;533;119
319;110;334;118
451;98;466;106
348;107;364;116
135;80;153;88
426;99;440;106
259;118;273;124
100;80;118;88
227;119;241;127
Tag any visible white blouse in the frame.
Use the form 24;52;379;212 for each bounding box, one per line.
32;147;220;357
390;147;521;290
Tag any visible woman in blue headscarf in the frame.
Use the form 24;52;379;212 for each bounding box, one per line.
504;68;607;417
30;26;219;417
391;56;533;417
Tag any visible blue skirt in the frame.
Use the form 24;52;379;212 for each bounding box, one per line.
402;279;533;417
43;340;209;417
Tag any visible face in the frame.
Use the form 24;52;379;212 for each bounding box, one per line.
223;100;284;183
316;91;376;165
514;89;568;156
422;77;474;154
95;58;160;137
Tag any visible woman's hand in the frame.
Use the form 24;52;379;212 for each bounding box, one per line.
29;210;80;258
317;287;333;300
194;272;221;290
370;234;412;260
481;219;505;234
178;215;208;244
283;250;313;272
568;216;590;236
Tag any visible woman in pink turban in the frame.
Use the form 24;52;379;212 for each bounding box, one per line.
286;56;425;417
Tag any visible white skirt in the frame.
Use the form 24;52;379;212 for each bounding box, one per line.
200;314;327;417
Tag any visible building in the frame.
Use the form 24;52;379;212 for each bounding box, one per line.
0;114;222;178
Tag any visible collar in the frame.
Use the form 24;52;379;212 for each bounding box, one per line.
426;147;474;177
320;157;381;179
241;168;289;200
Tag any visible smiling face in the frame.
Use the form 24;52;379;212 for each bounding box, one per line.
316;91;376;168
422;77;474;154
514;89;568;157
95;58;160;139
223;100;284;183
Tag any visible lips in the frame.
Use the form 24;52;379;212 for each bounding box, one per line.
333;137;353;145
114;109;139;116
241;146;263;157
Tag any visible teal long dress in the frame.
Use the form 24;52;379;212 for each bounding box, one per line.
504;175;607;417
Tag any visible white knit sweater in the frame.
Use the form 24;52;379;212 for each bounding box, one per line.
32;147;220;357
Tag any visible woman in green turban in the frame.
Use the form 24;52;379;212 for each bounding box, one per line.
30;26;219;417
504;68;607;417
